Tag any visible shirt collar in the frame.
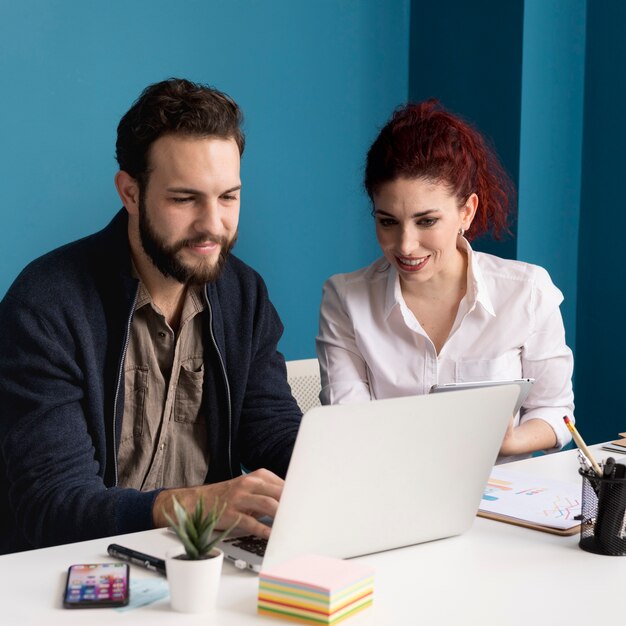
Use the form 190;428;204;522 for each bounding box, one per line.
460;237;496;317
383;262;401;319
130;262;152;310
381;238;496;319
130;261;206;317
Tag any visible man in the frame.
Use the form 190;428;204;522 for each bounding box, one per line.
0;78;302;554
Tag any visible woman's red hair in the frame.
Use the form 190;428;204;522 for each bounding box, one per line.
364;99;514;240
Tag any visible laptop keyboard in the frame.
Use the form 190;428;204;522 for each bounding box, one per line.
223;535;268;557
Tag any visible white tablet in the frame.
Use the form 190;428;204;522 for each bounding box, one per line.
429;378;534;416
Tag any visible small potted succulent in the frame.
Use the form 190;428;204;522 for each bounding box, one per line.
164;496;239;613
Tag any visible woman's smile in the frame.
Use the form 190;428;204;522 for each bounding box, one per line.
395;254;430;272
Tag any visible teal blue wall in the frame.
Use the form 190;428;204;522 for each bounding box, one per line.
518;0;586;358
408;1;622;443
408;0;524;262
409;0;586;354
0;0;409;360
575;0;626;444
408;0;626;446
3;1;625;445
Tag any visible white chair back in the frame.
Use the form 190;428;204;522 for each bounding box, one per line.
285;358;322;414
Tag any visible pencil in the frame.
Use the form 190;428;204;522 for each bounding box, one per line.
563;416;602;476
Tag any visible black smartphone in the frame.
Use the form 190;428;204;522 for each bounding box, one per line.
63;562;129;609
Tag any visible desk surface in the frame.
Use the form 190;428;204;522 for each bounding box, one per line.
1;444;623;625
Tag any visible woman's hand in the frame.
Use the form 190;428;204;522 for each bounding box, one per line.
499;418;558;457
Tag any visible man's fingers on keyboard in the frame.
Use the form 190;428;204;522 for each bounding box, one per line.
238;515;272;540
225;534;267;557
237;473;283;499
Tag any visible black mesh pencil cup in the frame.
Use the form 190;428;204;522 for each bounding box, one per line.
579;467;626;556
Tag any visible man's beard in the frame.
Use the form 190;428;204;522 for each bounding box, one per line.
138;196;237;285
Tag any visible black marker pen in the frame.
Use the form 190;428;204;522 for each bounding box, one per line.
107;543;166;575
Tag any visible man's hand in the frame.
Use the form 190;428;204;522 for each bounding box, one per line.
152;469;283;540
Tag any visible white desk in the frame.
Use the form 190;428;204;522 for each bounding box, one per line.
1;444;623;625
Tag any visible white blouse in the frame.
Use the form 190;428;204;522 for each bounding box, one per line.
316;239;575;457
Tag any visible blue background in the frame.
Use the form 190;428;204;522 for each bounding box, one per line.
0;0;408;364
0;0;623;445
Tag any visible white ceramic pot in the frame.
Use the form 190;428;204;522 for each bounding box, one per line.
165;547;224;613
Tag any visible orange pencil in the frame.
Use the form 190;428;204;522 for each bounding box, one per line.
563;416;602;476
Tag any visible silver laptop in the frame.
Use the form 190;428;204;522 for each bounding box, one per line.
220;384;519;572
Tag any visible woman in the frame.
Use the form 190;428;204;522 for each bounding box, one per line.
316;100;574;462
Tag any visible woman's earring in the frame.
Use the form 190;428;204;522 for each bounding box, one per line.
458;228;465;236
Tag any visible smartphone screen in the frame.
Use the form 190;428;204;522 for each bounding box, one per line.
63;563;129;608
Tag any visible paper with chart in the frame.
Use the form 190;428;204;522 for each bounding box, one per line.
479;466;581;531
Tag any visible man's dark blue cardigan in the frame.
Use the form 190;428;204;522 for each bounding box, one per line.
0;210;302;554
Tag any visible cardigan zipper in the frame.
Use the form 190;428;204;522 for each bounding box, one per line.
111;285;139;486
205;291;234;478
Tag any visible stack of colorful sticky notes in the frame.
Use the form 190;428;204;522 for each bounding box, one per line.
258;553;374;624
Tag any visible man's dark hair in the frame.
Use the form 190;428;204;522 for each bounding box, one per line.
116;77;245;187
